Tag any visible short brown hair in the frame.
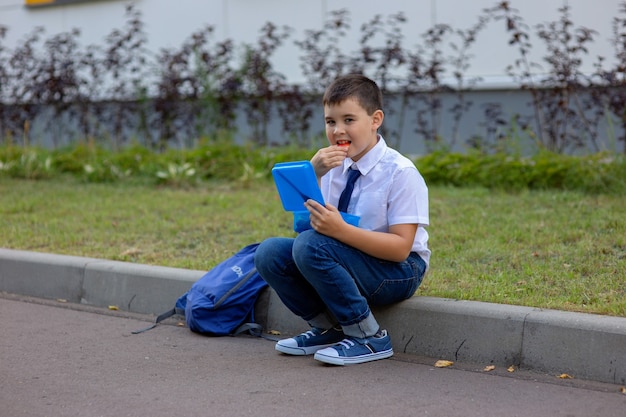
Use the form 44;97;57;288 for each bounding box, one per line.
322;74;383;115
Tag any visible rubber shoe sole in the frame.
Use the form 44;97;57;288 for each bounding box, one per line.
314;346;393;365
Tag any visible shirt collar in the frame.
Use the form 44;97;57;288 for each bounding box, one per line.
342;135;387;176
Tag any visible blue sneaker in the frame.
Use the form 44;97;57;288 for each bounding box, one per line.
313;329;393;365
275;327;345;356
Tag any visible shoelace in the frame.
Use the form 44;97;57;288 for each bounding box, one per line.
336;337;377;354
300;330;318;339
337;338;356;349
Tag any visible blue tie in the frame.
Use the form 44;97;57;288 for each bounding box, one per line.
337;167;361;213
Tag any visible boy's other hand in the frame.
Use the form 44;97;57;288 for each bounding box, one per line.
311;145;348;179
304;199;346;237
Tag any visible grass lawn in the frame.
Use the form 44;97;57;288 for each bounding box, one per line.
1;177;624;317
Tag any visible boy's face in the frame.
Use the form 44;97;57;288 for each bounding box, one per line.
324;98;383;162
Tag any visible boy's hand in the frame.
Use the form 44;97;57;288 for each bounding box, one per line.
304;199;347;237
310;145;348;179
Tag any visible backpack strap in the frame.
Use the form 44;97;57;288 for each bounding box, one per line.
133;312;281;341
233;322;281;341
131;307;179;334
232;322;263;337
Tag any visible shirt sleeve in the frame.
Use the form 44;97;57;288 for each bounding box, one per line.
387;165;429;227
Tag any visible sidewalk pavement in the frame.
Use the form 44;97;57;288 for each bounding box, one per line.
2;294;625;417
1;247;625;387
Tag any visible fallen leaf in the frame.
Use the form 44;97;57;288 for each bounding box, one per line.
177;322;185;327
620;387;626;394
56;298;67;303
434;360;454;368
507;365;516;373
483;365;496;372
120;248;142;257
558;373;574;379
268;330;281;335
108;305;119;311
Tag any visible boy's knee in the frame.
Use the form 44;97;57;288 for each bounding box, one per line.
292;230;319;263
254;238;285;272
293;230;342;269
253;242;268;274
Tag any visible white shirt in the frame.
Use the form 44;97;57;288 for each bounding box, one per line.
320;136;431;265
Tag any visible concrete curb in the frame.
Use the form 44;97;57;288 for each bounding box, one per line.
1;248;625;385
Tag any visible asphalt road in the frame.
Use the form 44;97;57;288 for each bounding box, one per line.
1;295;624;417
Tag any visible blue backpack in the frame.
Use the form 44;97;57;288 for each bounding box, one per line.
134;243;268;336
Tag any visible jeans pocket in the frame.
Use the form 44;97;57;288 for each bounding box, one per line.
369;277;418;306
368;255;426;305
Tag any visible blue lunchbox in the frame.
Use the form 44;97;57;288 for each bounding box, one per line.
272;161;360;232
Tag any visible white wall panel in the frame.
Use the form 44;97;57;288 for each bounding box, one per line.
0;0;621;84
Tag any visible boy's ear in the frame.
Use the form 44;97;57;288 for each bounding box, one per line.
371;109;384;130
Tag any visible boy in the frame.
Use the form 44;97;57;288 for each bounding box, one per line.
254;74;430;365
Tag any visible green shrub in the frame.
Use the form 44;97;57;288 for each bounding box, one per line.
0;147;55;180
83;160;132;183
155;162;198;187
2;143;624;195
52;143;104;175
414;151;626;195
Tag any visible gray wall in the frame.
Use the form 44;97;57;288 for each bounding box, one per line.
13;87;623;155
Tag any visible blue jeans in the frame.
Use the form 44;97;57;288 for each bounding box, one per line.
254;229;427;338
